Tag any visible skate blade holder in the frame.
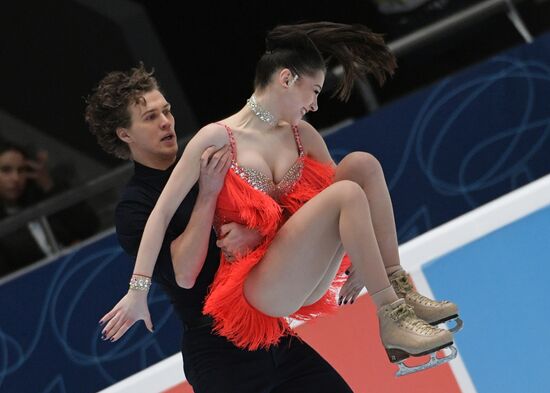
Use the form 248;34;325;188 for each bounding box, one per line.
447;317;463;334
432;316;463;334
436;314;464;334
395;345;457;377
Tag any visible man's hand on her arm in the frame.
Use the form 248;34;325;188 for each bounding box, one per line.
198;144;231;198
216;223;263;261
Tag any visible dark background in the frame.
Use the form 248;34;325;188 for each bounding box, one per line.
1;0;549;171
127;0;528;121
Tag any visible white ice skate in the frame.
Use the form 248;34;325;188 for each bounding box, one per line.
378;299;458;377
389;269;463;333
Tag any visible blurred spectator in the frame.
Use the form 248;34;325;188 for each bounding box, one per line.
0;138;100;277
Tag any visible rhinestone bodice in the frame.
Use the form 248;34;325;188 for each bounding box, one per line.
231;158;304;201
218;122;305;200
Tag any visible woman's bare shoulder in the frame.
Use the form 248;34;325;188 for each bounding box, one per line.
295;120;333;163
186;122;229;150
296;120;325;147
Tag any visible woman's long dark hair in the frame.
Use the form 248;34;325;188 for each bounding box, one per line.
254;21;397;101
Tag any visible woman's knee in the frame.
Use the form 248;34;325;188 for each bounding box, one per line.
338;151;383;179
332;180;368;205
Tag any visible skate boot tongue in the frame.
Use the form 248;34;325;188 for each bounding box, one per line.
389;270;414;294
388;298;412;317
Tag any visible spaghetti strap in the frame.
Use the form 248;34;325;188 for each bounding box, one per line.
215;122;237;162
215;122;302;165
291;125;304;157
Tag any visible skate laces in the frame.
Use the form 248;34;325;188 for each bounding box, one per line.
393;274;414;292
390;302;439;335
409;289;447;307
393;274;448;307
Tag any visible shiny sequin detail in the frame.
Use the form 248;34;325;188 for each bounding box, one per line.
219;122;305;200
231;158;304;200
246;95;277;126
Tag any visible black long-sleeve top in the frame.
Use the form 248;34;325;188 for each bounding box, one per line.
115;160;220;324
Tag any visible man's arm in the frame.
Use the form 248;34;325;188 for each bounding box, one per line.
215;222;263;261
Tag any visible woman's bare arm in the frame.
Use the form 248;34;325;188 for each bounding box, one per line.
131;123;228;279
170;145;231;288
297;120;335;166
99;124;228;341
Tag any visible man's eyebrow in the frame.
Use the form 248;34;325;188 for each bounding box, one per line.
141;103;170;117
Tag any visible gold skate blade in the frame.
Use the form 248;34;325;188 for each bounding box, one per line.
394;345;458;377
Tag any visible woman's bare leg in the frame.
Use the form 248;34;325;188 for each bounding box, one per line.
305;152;401;305
303;244;344;306
336;153;462;330
242;172;454;365
334;152;401;274
243;180;398;318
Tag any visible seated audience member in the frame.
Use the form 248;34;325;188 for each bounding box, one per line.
0;138;100;277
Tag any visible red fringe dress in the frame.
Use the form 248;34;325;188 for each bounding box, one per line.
203;123;351;350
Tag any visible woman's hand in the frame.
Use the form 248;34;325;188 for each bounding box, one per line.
99;290;153;342
198;144;231;198
216;223;263;261
339;264;364;305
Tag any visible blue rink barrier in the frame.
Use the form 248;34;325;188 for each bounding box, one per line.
0;233;180;393
325;31;550;243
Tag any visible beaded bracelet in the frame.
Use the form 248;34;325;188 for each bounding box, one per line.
129;274;151;291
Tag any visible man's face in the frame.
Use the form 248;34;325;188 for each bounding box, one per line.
0;149;27;203
121;90;178;166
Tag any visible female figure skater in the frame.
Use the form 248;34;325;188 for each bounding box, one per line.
101;21;460;375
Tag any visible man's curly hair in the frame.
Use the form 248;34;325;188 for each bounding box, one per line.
84;63;159;159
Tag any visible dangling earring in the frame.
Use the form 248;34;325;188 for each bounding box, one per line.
287;74;299;87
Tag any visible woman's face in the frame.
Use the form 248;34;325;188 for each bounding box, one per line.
283;69;325;125
0;149;27;203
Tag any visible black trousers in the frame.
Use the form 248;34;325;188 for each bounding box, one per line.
181;326;353;393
